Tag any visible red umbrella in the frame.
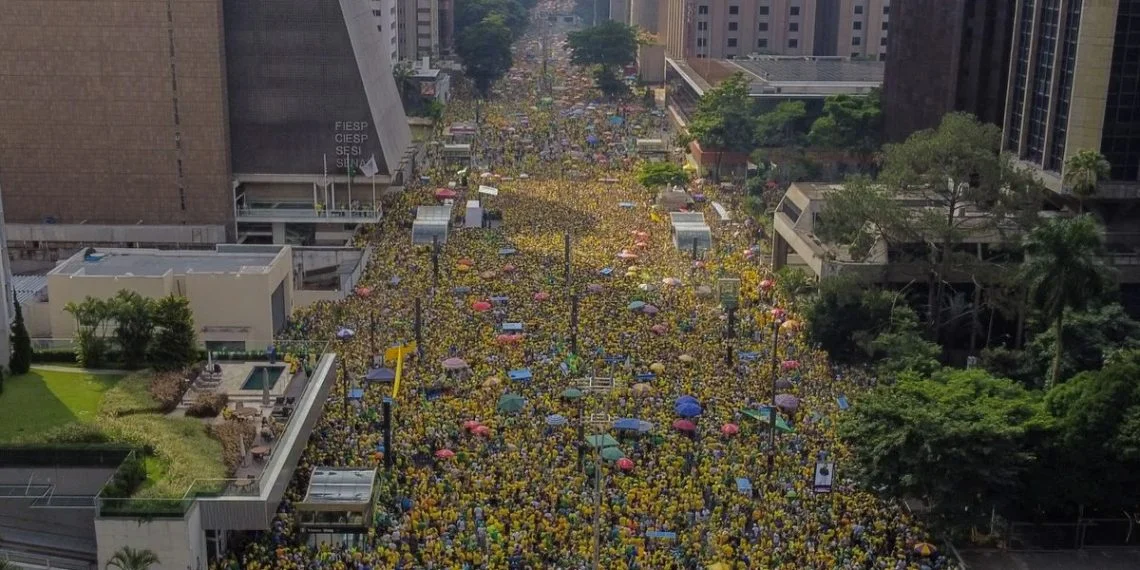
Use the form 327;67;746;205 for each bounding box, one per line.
496;333;524;344
472;300;492;312
502;264;517;273
616;458;635;471
434;449;456;459
672;419;696;432
355;286;372;297
650;324;669;335
721;423;740;436
533;291;551;302
781;360;800;371
473;425;492;436
434;188;457;199
759;279;774;290
462;420;481;431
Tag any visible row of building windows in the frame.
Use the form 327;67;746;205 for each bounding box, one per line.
696;20;888;32
698;4;889;16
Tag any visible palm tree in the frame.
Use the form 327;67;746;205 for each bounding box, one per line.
105;546;160;570
0;560;17;570
1021;215;1113;389
1063;150;1110;213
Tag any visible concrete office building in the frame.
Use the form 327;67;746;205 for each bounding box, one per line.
661;0;889;60
1003;0;1139;200
0;0;413;261
882;0;1014;142
398;0;443;59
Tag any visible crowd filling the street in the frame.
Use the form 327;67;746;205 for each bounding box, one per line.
213;3;954;569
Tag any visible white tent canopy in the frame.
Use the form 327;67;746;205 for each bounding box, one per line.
412;206;451;244
669;212;712;254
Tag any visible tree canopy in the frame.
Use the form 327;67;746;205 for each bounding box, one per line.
1020;215;1113;388
455;0;528;38
840;368;1049;524
455;14;515;98
807;91;882;155
565;21;638;98
635;162;688;188
1062;149;1110;211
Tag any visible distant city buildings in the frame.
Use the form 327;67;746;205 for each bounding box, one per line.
624;0;890;60
881;0;1013;143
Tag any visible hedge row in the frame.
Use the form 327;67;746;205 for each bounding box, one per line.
31;348;291;367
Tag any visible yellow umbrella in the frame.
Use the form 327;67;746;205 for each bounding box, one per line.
631;383;651;396
649;362;665;374
707;563;731;570
913;542;937;557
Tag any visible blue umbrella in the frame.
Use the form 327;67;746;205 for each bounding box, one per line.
613;418;641;431
586;135;599;145
675;402;703;417
627;301;646;310
675;395;699;407
365;368;396;382
336;327;355;341
546;414;568;427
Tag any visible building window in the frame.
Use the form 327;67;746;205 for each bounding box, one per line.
853;21;862;30
788;38;798;48
852;36;861;45
728;5;738;14
790;6;799;16
854;5;863;14
1050;0;1084;171
697;21;707;30
881;37;887;45
882;22;888;30
883;5;890;14
728;22;737;30
758;38;768;48
698;5;708;14
727;37;737;47
1026;0;1062;163
759;6;769;15
879;53;886;61
377;24;383;31
789;22;799;31
758;22;768;31
372;9;383;16
696;37;706;46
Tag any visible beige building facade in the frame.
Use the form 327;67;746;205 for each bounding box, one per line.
46;247;294;351
657;0;888;60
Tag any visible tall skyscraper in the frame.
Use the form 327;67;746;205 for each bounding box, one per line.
1003;0;1139;194
0;0;412;258
882;0;1013;142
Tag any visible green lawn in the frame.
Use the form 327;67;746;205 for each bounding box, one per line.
0;368;122;441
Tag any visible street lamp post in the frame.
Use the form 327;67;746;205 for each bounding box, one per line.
336;327;356;418
767;316;781;476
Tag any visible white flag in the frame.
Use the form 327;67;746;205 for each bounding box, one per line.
361;155;380;178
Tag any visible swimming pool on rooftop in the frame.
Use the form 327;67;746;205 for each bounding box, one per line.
241;365;287;391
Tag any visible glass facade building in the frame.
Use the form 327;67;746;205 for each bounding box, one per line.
1005;0;1140;185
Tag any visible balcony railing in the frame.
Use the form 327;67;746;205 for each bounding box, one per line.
237;206;381;221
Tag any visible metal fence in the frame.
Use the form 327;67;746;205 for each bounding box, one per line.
0;548;94;570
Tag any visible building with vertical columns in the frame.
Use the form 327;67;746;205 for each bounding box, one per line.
398;0;443;60
0;0;413;263
882;0;1014;142
1003;0;1139;199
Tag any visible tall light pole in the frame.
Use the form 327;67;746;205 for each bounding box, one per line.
767;314;782;476
336;327;356;418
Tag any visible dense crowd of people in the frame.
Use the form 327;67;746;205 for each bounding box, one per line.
213;3;954;568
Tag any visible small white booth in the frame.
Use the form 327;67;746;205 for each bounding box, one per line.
465;200;483;228
636;139;668;162
669;212;712;254
412;206;452;244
